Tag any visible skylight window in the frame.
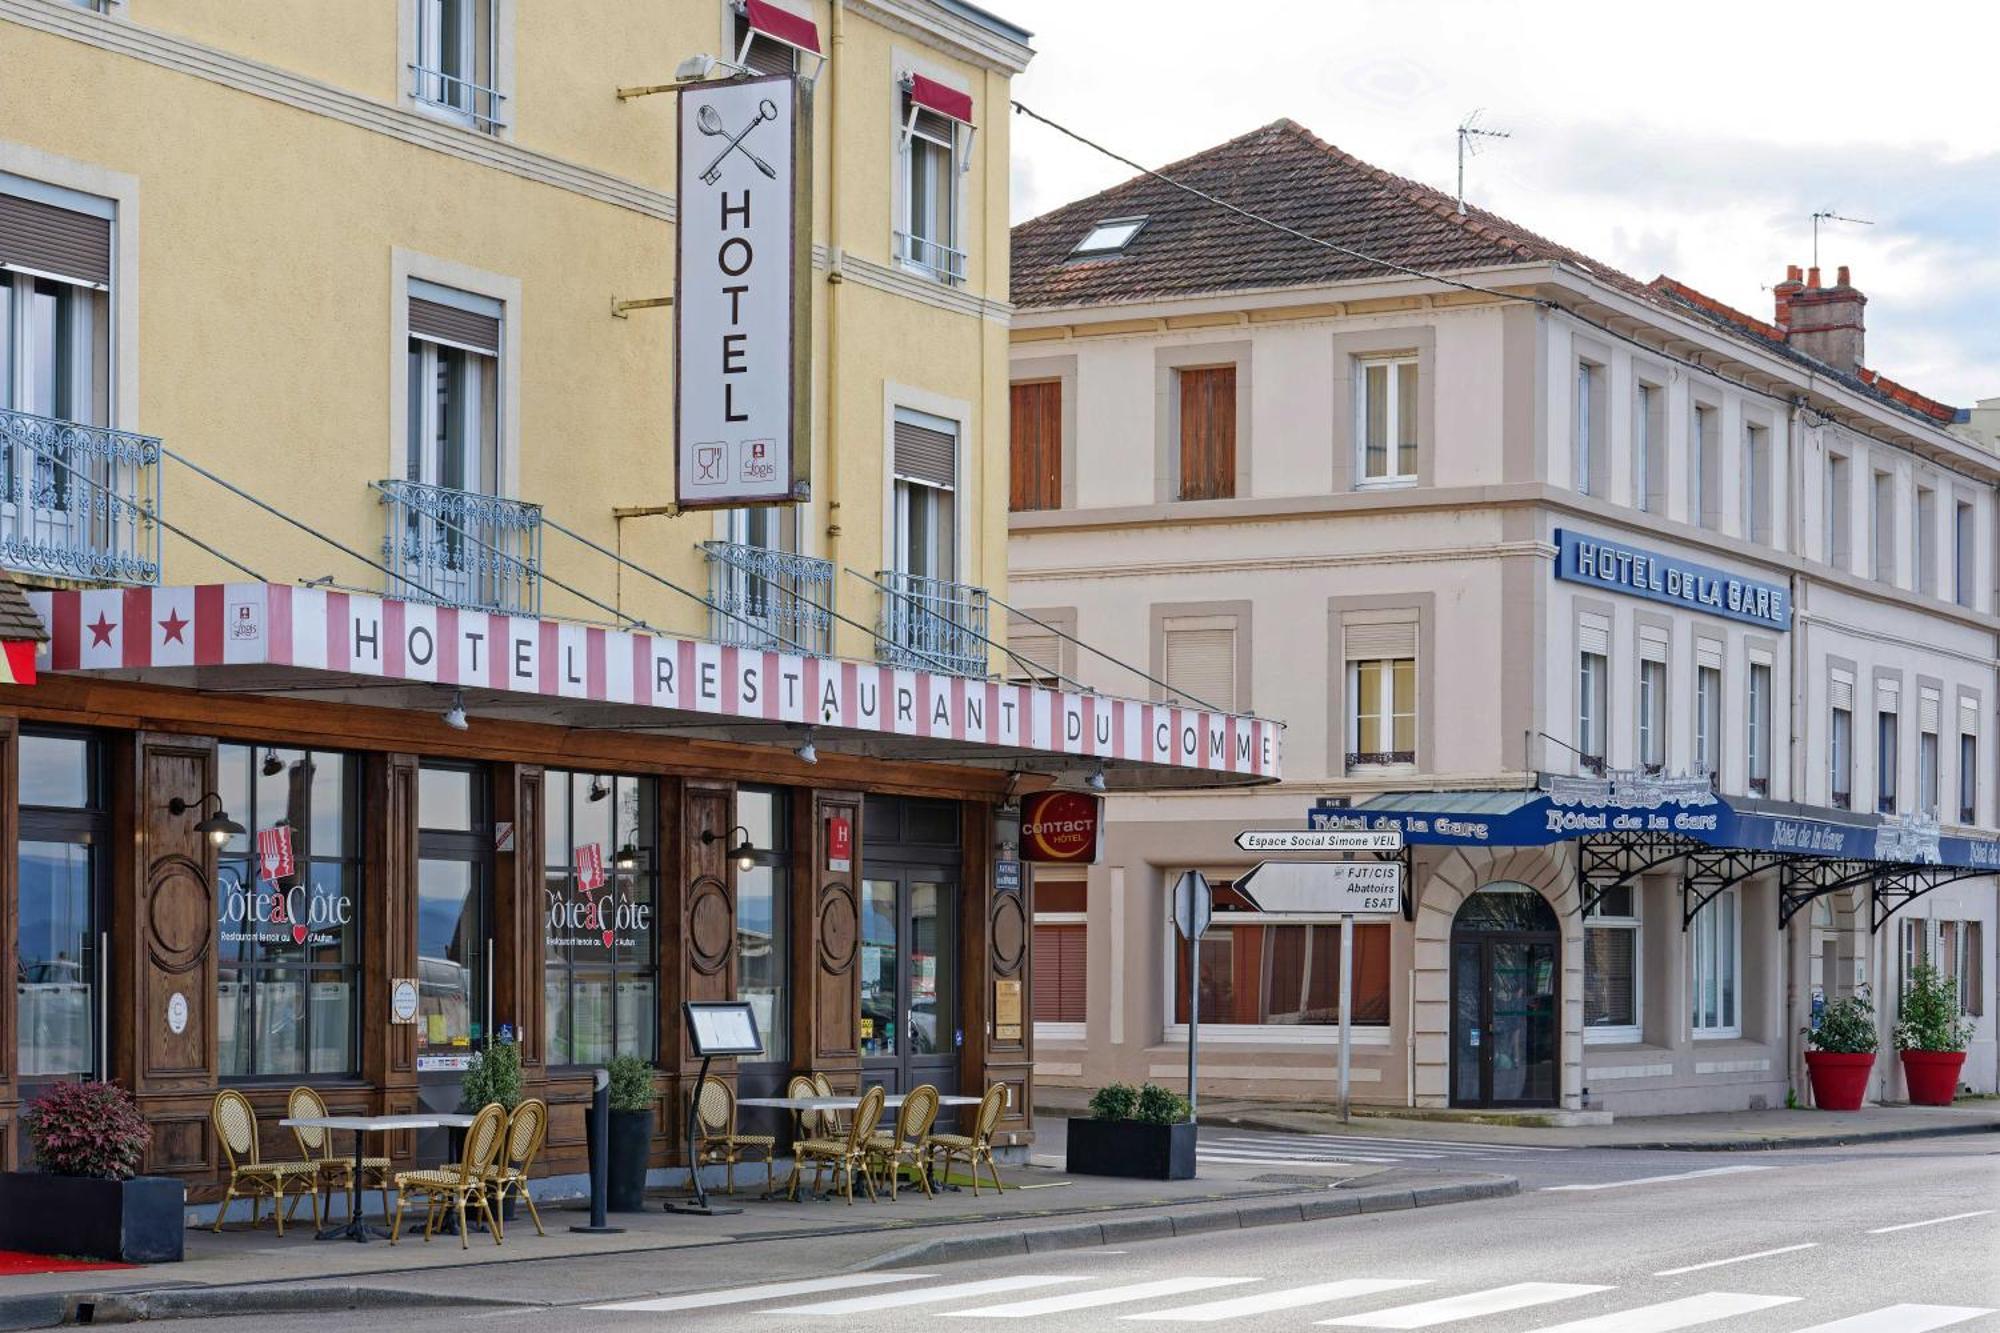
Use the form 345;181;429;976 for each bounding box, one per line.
1071;216;1147;256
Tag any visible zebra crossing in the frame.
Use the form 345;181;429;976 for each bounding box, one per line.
584;1270;1994;1329
1194;1130;1572;1168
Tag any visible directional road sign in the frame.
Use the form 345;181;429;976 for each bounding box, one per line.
1234;859;1403;915
1235;828;1403;853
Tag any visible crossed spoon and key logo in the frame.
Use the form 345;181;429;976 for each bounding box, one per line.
696;99;780;184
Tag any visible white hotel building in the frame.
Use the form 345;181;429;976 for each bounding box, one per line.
1007;120;1997;1115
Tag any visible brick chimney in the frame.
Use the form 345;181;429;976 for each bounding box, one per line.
1775;263;1865;373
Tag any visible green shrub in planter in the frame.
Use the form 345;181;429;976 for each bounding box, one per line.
1134;1083;1191;1125
460;1036;524;1112
1806;993;1878;1053
1803;991;1877;1111
607;1054;654;1112
1088;1083;1139;1121
1894;964;1973;1053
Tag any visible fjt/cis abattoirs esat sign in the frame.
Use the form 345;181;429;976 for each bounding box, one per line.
675;74;809;508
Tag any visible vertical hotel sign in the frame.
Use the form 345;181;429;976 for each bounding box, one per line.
675;73;812;509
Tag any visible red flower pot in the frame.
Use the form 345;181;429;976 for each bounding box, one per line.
1900;1049;1967;1107
1804;1050;1874;1110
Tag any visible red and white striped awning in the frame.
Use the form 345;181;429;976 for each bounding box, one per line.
23;584;1282;785
743;0;821;56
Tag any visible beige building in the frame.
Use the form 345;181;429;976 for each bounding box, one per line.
1009;121;1998;1116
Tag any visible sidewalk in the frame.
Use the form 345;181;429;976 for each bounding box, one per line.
1034;1087;2000;1151
0;1156;1516;1330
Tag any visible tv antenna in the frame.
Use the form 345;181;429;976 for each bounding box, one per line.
1810;210;1873;269
1456;110;1510;215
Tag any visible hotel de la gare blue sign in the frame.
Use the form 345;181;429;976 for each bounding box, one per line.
1555;529;1791;632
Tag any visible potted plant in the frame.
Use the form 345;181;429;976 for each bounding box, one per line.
1895;963;1974;1106
0;1081;182;1263
458;1035;525;1220
1064;1082;1197;1180
1803;991;1877;1111
593;1054;655;1212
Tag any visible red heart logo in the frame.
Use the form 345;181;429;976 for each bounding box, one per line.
602;930;614;947
293;924;308;945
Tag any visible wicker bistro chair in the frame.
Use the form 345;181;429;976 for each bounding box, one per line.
286;1086;390;1226
211;1089;322;1236
483;1098;549;1239
695;1076;775;1196
390;1102;506;1249
808;1071;849;1137
788;1084;885;1204
866;1083;940;1201
928;1083;1008;1197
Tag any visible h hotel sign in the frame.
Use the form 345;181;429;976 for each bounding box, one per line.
675;73;812;509
1021;791;1102;864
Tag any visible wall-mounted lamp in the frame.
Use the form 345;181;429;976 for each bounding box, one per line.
442;689;469;732
1086;765;1107;792
587;775;610;803
794;727;818;765
168;792;246;846
613;842;641;871
702;824;757;872
261;747;284;778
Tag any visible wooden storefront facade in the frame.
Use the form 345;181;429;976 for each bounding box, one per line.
0;674;1036;1200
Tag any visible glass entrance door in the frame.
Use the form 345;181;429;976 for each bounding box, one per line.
414;763;492;1163
859;869;958;1094
1449;885;1560;1108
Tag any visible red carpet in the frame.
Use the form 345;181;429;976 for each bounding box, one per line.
0;1250;136;1276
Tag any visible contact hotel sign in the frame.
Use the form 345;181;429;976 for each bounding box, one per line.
675;73;811;508
1554;529;1791;631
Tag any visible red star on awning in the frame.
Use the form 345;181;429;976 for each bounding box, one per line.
88;613;116;647
158;609;189;644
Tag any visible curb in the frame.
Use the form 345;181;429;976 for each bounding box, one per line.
1605;1121;2000;1152
0;1284;528;1331
852;1177;1519;1270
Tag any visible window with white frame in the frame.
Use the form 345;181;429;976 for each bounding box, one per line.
406;283;500;498
1356;355;1419;486
1694;658;1722;781
1574;359;1605;497
1638;636;1667;773
1692;404;1719;529
1748;659;1772;795
1634;382;1664;513
1344;612;1416;770
412;0;504;132
891;408;957;583
1742;421;1771;544
1170;879;1391;1030
1825;450;1852;567
1829;673;1854;810
1878;695;1900;815
1690;886;1740;1037
1578;616;1609;774
897;94;965;285
1584;883;1641;1040
1919;689;1942;817
1902;918;1985;1018
1031;877;1087;1032
1959;707;1978;825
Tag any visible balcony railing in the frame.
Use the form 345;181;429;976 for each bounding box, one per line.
409;66;507;133
702;541;833;656
875;570;988;677
378;478;541;615
0;407;161;585
893;230;967;286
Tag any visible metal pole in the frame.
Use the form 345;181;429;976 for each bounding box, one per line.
1338;913;1355;1124
568;1068;623;1233
1187;930;1200;1120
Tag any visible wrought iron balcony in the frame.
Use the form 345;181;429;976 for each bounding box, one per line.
875;570;988;677
702;541;834;656
0;407;161;585
377;478;541;615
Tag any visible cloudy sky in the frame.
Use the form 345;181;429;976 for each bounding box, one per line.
1000;0;1999;405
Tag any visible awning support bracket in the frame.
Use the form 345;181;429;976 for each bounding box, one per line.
1869;864;1992;933
1680;849;1792;931
1576;831;1700;917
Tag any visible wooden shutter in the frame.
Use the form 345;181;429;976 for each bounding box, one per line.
1032;923;1086;1024
1009;380;1062;511
894;413;956;488
409;296;499;355
0;191;111;288
1163;619;1236;710
1177;366;1235;500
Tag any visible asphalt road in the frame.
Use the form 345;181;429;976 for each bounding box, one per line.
181;1131;2000;1332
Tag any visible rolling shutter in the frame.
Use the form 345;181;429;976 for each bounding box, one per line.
1830;671;1854;712
1007;627;1060;685
0;191;111;288
894;412;956;489
1639;625;1669;664
409;296;499;355
1343;617;1416;661
1577;614;1610;657
1920;689;1941;733
1009;380;1062;511
1696;638;1724;671
1032;923;1086;1024
1177;366;1235;500
1163;619;1235;710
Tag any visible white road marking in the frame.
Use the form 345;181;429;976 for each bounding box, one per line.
1205;1133;1565;1154
769;1276;1086;1315
1788;1305;1997;1332
1516;1292;1800;1331
1866;1209;1995;1234
585;1273;929;1312
1540;1165;1772;1192
1195;1151;1404;1166
1653;1242;1818;1275
942;1278;1255;1318
1123;1278;1430;1322
1318;1282;1611;1328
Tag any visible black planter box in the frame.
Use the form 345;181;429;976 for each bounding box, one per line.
586;1107;654;1212
1064;1118;1197;1180
0;1172;185;1263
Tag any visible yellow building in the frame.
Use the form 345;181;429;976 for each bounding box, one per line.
0;0;1281;1205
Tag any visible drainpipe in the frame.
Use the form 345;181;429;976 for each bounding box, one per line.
821;0;846;569
1784;398;1807;1100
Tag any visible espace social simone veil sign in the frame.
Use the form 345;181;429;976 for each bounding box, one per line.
675;73;811;509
